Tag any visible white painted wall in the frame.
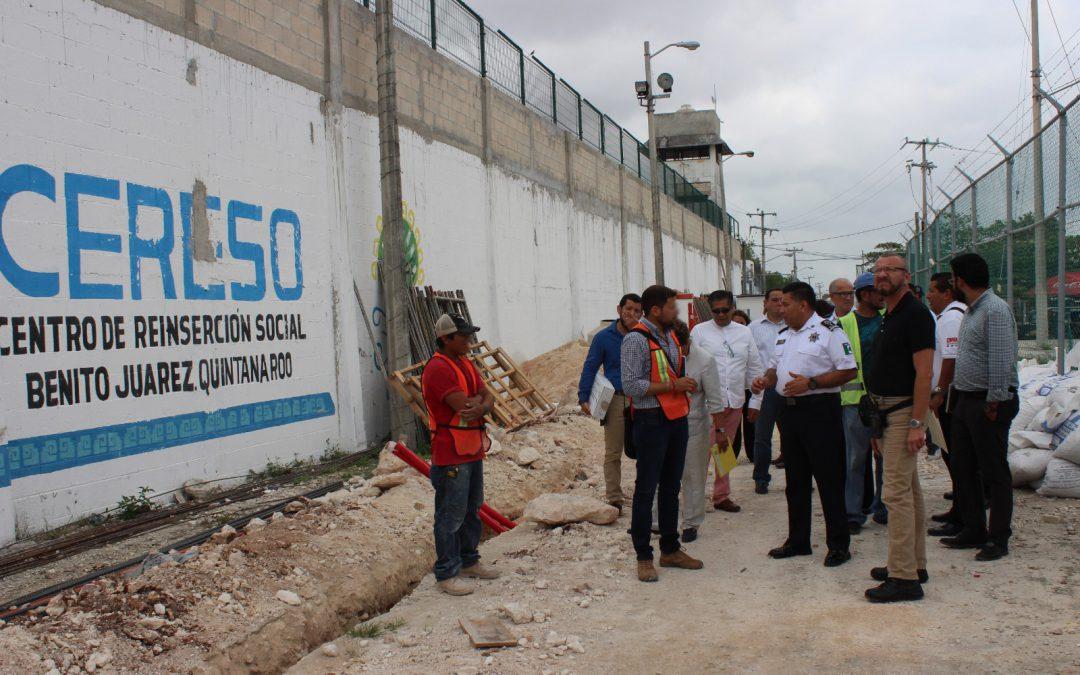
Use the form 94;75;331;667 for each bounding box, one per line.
0;0;725;542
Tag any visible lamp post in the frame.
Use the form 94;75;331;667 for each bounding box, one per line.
638;39;700;286
717;145;753;290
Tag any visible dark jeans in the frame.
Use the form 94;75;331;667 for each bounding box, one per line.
752;387;782;485
950;393;1018;546
630;409;689;561
430;460;484;580
776;394;850;552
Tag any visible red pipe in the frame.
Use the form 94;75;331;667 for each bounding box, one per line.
390;442;515;532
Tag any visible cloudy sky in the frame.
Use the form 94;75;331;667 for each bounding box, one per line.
467;0;1080;290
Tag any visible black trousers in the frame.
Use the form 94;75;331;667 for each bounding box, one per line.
776;393;850;552
950;393;1018;546
630;409;689;560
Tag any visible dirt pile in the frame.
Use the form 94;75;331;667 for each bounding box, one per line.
520;340;590;403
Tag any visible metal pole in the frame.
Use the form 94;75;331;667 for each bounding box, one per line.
1038;88;1068;374
644;41;665;284
988;134;1014;308
1032;0;1049;345
717;148;729;289
375;0;414;443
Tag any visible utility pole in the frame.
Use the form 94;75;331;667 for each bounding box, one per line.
375;0;414;444
786;247;804;280
1031;0;1049;344
747;209;777;293
903;138;940;233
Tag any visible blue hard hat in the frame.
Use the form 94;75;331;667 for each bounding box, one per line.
854;271;875;291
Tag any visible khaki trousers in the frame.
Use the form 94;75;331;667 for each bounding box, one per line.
603;394;627;504
878;396;927;581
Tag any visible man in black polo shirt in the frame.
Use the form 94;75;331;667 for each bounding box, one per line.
864;254;936;603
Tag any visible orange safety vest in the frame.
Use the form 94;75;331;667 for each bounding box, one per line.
629;323;690;421
423;352;491;456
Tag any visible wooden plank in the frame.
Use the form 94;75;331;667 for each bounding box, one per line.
459;616;518;649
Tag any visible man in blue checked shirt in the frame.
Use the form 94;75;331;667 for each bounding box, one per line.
578;293;642;513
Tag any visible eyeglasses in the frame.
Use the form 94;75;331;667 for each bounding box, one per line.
830;291;855;298
711;307;732;314
874;266;907;274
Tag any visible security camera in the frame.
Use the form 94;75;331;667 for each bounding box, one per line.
657;72;674;93
635;80;649;98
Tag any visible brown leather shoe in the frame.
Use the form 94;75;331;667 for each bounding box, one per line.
637;560;659;582
713;499;742;513
659;549;703;570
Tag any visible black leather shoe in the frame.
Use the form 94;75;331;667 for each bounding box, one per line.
871;566;928;583
768;543;812;559
682;527;698;543
824;550;852;567
755;482;768;495
941;534;987;549
928;523;963;537
865;578;924;603
848;522;862;535
975;542;1009;561
872;512;888;525
930;511;958;523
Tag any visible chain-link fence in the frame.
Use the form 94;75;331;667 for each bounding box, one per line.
906;94;1080;373
360;0;741;240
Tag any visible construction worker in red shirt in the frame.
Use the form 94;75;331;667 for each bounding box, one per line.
421;313;500;596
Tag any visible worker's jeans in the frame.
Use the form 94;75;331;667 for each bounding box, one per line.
842;405;874;525
751;388;781;485
602;395;627;505
630;409;689;561
877;398;926;581
430;460;484;581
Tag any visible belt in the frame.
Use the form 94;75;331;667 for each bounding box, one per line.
956;387;1017;401
783;392;841;407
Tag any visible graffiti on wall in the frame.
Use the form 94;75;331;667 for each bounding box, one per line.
370;200;424;286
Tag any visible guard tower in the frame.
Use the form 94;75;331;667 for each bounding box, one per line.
653;105;732;199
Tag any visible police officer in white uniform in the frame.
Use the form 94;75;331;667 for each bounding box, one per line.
752;282;858;567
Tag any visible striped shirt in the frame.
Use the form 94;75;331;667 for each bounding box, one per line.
953;290;1019;402
620;318;682;410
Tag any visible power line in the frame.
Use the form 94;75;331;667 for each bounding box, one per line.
1046;0;1078;83
1011;0;1031;45
771;219;912;246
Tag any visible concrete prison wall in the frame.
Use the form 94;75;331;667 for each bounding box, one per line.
0;0;739;542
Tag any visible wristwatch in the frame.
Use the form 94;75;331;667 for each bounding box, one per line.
908;419;925;429
808;377;819;391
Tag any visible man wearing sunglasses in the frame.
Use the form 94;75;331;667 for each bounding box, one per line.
690;290;765;513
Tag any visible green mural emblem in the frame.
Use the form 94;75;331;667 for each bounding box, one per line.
372;201;425;285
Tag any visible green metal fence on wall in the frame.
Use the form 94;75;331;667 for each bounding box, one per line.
906;94;1080;372
360;0;741;240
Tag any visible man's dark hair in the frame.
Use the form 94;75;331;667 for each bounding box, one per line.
856;286;876;303
783;281;816;307
815;299;835;318
619;293;643;308
764;287;783;301
672;318;690;345
707;290;735;306
641;285;678;317
950;252;990;289
930;272;954;295
732;309;751;324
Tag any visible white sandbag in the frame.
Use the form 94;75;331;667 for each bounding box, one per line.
1047;387;1080;413
1066;342;1080;372
1012;395;1048;432
1028;406;1051;432
1050;410;1080;449
1037;458;1080;498
1009;430;1053;450
1018;365;1055;387
1009;448;1053;487
1051;415;1080;464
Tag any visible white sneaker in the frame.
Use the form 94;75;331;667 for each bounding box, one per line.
436;576;474;596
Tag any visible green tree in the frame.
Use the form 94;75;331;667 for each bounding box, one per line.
861;241;906;269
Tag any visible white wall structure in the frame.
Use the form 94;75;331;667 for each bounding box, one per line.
0;0;738;542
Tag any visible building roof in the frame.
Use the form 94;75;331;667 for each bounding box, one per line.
654;107;733;155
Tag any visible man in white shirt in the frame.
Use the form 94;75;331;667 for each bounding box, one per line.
690;290;764;512
673;320;728;543
749;288;785;493
926;271;967;537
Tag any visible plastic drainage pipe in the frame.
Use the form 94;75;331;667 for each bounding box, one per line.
389;441;516;533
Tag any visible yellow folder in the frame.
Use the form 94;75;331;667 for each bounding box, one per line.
710;441;738;478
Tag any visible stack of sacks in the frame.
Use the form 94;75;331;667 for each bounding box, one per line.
1007;366;1080;498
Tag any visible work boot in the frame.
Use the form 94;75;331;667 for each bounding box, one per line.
436;576;474;596
713;499;741;513
659;549;703;570
755;482;769;495
865;578;923;603
637;560;659;582
461;562;501;580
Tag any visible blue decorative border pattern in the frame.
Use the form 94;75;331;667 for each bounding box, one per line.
0;393;335;487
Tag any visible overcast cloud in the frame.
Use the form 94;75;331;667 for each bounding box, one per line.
466;0;1080;290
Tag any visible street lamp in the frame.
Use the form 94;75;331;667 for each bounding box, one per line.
637;39;700;286
717;146;754;292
